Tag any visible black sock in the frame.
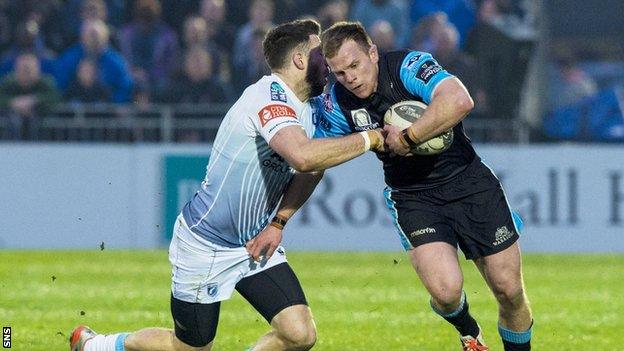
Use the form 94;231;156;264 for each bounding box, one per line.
503;340;531;351
433;292;480;338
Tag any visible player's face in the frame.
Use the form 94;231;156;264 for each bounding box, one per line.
326;39;379;99
305;35;329;97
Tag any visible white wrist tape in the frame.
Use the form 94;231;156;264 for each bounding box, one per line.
359;131;371;151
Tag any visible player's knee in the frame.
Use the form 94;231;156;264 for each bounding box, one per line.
493;283;526;310
280;320;316;350
430;283;463;309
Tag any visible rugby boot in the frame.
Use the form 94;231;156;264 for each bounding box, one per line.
69;325;97;351
460;332;489;351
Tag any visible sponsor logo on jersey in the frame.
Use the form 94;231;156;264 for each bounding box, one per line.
270;81;287;102
322;93;333;113
258;104;297;126
262;152;290;173
493;226;515;246
405;54;422;68
409;227;436;238
268;119;300;134
350;108;377;131
416;60;442;84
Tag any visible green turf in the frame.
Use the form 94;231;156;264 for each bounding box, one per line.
1;251;623;350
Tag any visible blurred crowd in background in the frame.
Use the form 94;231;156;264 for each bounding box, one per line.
0;0;622;142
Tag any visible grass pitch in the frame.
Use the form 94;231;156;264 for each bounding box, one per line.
1;251;623;350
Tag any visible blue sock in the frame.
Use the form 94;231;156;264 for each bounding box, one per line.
499;322;532;351
115;333;130;351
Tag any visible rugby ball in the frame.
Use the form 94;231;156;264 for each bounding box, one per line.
383;100;453;155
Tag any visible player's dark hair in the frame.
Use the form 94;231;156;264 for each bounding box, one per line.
263;19;321;71
321;21;372;59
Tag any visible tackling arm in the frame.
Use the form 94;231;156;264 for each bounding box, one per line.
246;171;324;260
275;171;324;220
269;125;382;173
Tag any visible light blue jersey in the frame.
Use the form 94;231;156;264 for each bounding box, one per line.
182;74;316;247
313;50;453;139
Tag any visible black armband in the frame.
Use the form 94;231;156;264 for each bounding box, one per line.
270;215;288;230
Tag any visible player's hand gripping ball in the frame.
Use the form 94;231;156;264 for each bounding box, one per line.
383;100;454;155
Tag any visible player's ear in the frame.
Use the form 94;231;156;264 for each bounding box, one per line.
293;51;306;70
369;44;379;64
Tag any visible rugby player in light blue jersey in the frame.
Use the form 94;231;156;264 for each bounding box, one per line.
70;19;384;351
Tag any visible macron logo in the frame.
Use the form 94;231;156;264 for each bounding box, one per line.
409;227;436;238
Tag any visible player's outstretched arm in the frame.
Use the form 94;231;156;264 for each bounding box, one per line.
384;77;473;155
269;125;383;173
246;171;324;261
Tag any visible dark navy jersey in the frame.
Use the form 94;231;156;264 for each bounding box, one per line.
313;50;477;191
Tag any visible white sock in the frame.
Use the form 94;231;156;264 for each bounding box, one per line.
84;333;129;351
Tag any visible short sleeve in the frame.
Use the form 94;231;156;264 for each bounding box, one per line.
399;51;453;104
251;103;304;143
311;86;352;139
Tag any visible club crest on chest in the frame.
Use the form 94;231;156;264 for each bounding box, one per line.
350;108;378;131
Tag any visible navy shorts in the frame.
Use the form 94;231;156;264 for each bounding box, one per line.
384;159;521;259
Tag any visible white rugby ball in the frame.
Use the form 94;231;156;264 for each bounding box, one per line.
383;100;453;155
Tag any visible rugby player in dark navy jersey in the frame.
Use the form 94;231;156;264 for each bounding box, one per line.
313;22;533;351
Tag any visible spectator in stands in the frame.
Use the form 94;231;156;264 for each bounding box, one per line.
200;0;237;60
63;0;110;51
369;20;396;54
411;12;447;52
550;56;598;110
159;0;200;34
0;20;56;77
232;0;274;93
411;13;486;117
118;0;179;96
1;0;66;54
476;0;535;31
410;0;477;48
182;16;208;50
351;0;410;47
65;58;111;103
232;25;272;94
464;0;536;120
182;16;224;82
55;19;133;103
161;46;232;104
0;54;61;139
317;0;350;30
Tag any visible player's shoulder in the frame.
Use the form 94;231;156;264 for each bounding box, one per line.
383;49;412;64
312;84;344;116
240;76;300;120
398;50;436;70
249;75;294;107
